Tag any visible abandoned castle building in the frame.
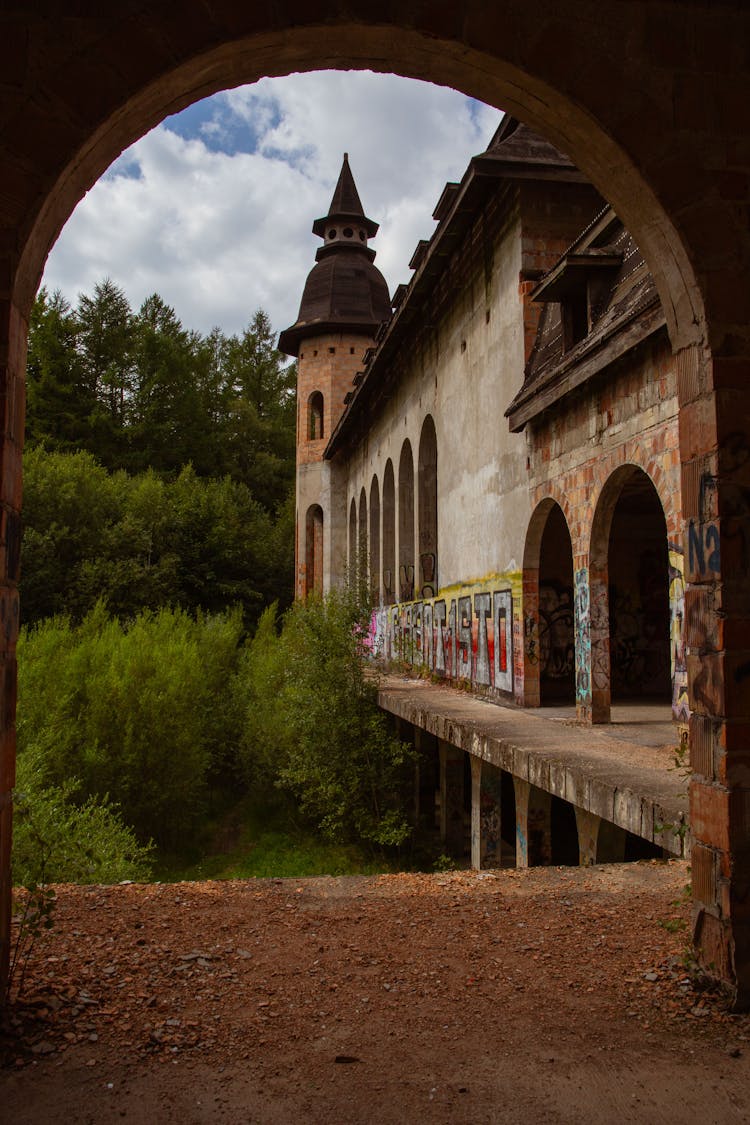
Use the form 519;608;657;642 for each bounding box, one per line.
280;118;688;872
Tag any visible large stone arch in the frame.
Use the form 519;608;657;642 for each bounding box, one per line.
0;1;748;1003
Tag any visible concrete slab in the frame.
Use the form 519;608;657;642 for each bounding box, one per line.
377;676;689;857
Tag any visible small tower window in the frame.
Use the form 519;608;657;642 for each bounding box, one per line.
308;391;324;440
359;231;366;241
343;227;353;238
328;228;337;239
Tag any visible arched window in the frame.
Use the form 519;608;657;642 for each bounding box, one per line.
358;486;368;589
308;391;324;440
382;460;395;605
305;504;324;597
398;439;415;601
418;415;438;598
349;497;357;579
370;475;381;604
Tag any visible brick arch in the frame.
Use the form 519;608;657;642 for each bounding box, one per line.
0;1;748;1003
522;497;575;708
587;464;673;724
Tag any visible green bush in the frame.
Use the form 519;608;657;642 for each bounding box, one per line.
13;755;153;886
238;592;414;851
16;604;244;849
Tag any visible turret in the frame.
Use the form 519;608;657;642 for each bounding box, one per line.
279;154;390;598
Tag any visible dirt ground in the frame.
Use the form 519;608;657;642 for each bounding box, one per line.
3;861;750;1124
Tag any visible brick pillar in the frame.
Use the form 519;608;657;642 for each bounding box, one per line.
572;563;592;722
680;345;750;1006
522;568;541;706
470;756;504;870
0;296;25;1000
575;808;601;866
439;740;464;858
589;567;611;724
513;777;552;867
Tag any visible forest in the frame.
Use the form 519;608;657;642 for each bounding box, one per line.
15;282;415;890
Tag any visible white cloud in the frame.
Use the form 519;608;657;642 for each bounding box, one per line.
42;72;502;339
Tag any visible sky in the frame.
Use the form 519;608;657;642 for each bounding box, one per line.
41;71;502;340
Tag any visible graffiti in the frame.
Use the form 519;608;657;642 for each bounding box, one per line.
668;547;689;722
457;596;472;680
538;581;574;680
370;578;518;696
589;582;610;691
420;552;436;599
399;563;414;601
524;611;539;665
574;567;591;703
474;593;491;686
688;520;721;576
494;591;513;693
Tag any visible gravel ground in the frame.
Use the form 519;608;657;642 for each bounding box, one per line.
3;860;750;1124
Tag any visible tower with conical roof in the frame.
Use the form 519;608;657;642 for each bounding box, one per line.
280;154;391;599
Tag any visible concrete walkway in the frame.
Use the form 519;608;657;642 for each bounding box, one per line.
377;675;689;856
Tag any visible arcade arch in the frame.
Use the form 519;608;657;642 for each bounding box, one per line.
522;498;575;709
0;2;748;1001
369;475;381;605
304;504;324;598
588;465;672;724
398;440;415;602
417;415;438;600
382;460;396;606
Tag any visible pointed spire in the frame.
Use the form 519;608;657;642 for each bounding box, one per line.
312;154;379;238
327;153;365;219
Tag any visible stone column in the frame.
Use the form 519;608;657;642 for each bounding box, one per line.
513;777;552;867
470;758;503;870
574;808;601;866
439;739;464;858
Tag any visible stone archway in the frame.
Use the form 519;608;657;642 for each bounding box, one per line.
0;1;748;1003
588;466;672;722
522;497;575;709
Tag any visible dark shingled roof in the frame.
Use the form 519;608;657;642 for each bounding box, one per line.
505;207;665;432
312;153;379;238
279;154;389;356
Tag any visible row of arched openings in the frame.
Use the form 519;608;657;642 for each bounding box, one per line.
350;415;437;604
528;464;674;714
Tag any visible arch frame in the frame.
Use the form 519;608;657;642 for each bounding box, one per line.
0;0;748;1003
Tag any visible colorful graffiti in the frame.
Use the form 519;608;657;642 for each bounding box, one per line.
573;566;591;705
668;546;689;722
369;579;518;696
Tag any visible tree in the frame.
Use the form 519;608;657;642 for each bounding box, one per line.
25;288;94;451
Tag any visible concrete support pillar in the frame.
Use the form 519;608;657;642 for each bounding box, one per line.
513;777;552;868
439;739;464;858
574;808;601;866
470;757;503;870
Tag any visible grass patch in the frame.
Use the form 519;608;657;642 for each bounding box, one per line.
154;793;395;882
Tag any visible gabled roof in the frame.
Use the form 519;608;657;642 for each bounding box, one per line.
505;206;665;432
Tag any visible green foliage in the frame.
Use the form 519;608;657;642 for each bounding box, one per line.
16;605;245;849
12;774;153;888
238;592;414;851
25;285;296;513
20;448;289;628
